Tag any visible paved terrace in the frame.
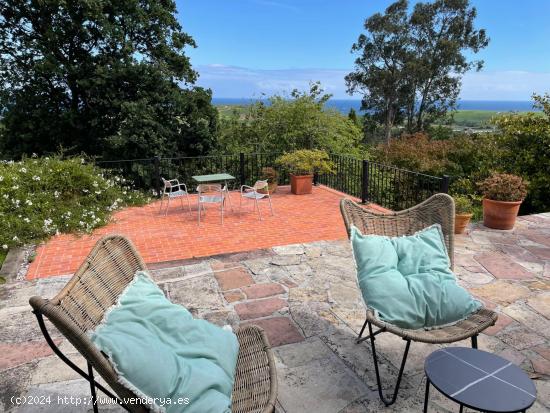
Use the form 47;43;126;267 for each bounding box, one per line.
1;213;549;412
26;185;386;279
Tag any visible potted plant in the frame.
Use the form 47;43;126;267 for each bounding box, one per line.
275;149;335;195
478;173;527;230
257;167;278;194
453;195;473;234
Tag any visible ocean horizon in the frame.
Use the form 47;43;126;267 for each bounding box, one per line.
212;98;539;114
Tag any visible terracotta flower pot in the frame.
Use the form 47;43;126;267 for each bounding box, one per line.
483;198;522;230
454;213;473;234
290;174;313;195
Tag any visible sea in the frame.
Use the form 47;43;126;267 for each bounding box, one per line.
212;98;539;114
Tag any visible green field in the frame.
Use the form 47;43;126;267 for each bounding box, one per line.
214;103;539;130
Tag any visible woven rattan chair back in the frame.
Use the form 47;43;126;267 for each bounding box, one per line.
29;234;277;413
340;192;455;269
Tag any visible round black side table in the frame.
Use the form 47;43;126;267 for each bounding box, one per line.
424;347;536;413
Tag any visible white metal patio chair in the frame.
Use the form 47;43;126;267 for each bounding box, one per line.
159;177;191;215
197;183;232;225
239;180;274;220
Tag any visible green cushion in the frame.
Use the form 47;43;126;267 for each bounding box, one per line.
91;271;239;413
350;225;481;330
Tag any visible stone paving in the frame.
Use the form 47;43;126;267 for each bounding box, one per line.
1;214;550;412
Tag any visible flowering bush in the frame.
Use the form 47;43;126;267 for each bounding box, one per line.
0;156;148;249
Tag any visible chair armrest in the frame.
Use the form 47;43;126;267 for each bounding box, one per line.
240;185;255;194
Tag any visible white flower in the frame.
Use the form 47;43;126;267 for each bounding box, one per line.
12;235;18;241
19;167;27;173
92;181;99;188
32;175;41;181
32;153;38;158
79;221;85;226
3;194;8;199
2;244;7;250
0;176;3;181
12;185;19;190
23;217;30;223
54;191;60;198
25;199;32;206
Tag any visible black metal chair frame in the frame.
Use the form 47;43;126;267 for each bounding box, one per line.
33;310;130;413
356;317;478;407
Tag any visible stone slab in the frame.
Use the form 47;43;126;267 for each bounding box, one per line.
475;252;534;280
275;338;373;413
470;280;531;306
235;297;287;320
527;292;550;319
242;283;285;299
0;340;60;370
214;268;254;291
482;312;514;336
243;317;304;347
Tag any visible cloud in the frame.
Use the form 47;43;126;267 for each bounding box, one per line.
196;65;550;101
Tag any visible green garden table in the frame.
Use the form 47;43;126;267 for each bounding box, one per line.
192;173;235;186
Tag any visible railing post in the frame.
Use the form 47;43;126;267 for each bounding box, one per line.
153;156;161;198
313;172;319;186
361;159;369;204
239;152;245;186
440;175;450;194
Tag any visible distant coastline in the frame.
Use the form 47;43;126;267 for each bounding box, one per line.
212;98;539;114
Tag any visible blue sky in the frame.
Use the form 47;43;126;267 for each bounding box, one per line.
176;0;550;100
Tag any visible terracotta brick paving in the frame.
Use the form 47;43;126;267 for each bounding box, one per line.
27;185;385;279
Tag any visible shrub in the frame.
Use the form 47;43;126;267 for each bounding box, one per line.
478;173;528;202
453;195;473;214
260;167;278;184
491;93;550;212
0;156;148;249
275;149;335;176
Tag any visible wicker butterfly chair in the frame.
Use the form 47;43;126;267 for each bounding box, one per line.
340;194;498;407
29;235;277;413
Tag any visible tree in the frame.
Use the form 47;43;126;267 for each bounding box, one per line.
346;0;411;142
346;0;488;140
216;82;365;156
0;0;217;160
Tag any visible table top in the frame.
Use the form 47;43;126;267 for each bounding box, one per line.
425;347;536;412
192;173;235;182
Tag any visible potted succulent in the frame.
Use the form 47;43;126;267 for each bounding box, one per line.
478;173;528;230
275;149;335;195
257;167;278;194
453;195;473;234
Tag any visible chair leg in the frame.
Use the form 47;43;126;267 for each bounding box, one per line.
268;194;274;215
159;195;164;214
165;197;170;216
423;378;430;413
368;321;411;407
180;196;184;211
198;201;201;225
471;334;478;349
255;198;262;220
88;361;99;413
186;194;191;212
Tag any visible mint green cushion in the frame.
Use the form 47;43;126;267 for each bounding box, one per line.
91;271;239;413
350;225;480;330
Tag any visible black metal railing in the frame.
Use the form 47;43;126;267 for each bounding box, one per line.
96;152;448;211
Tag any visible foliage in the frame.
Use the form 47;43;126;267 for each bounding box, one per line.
215;83;365;156
0;0;217;160
373;133;455;176
491;93;550;211
0;156;147;249
346;0;488;140
260;167;278;184
275;150;335;176
453;195;473;214
478;173;527;202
